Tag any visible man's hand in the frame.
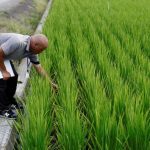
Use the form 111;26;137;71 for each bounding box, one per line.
2;70;11;80
33;64;58;93
0;48;9;80
51;82;58;93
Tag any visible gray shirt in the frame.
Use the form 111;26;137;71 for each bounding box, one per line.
0;33;40;64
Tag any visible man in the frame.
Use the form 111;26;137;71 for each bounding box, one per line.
0;33;57;118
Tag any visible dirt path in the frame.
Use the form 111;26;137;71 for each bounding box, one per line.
0;0;48;33
0;0;33;20
0;0;20;11
7;0;33;19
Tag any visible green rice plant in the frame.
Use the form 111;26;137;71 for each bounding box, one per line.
54;34;85;150
59;0;149;149
16;71;52;150
43;0;86;149
17;0;150;149
61;4;113;148
67;3;130;148
47;0;150;149
80;2;150;113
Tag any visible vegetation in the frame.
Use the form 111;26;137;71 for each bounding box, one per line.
18;0;150;149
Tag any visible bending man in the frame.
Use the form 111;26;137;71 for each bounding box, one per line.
0;33;57;118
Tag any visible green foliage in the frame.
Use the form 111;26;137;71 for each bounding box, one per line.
17;0;150;149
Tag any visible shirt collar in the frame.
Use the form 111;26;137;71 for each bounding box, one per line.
26;36;31;51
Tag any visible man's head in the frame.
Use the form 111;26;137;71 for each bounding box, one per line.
30;34;48;54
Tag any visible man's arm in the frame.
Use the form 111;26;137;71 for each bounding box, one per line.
32;63;58;91
0;48;11;80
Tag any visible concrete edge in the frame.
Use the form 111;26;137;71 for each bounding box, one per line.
35;0;53;34
0;0;53;149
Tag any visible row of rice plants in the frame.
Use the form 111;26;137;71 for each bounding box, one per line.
44;0;85;149
81;1;150;113
55;39;85;149
44;0;112;149
55;0;149;148
16;72;53;149
17;0;150;149
64;4;111;149
48;0;141;149
95;1;150;79
106;0;150;59
67;0;150;149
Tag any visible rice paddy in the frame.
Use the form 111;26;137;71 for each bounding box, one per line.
17;0;150;149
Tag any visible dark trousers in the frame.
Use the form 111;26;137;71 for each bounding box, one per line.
0;61;18;111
